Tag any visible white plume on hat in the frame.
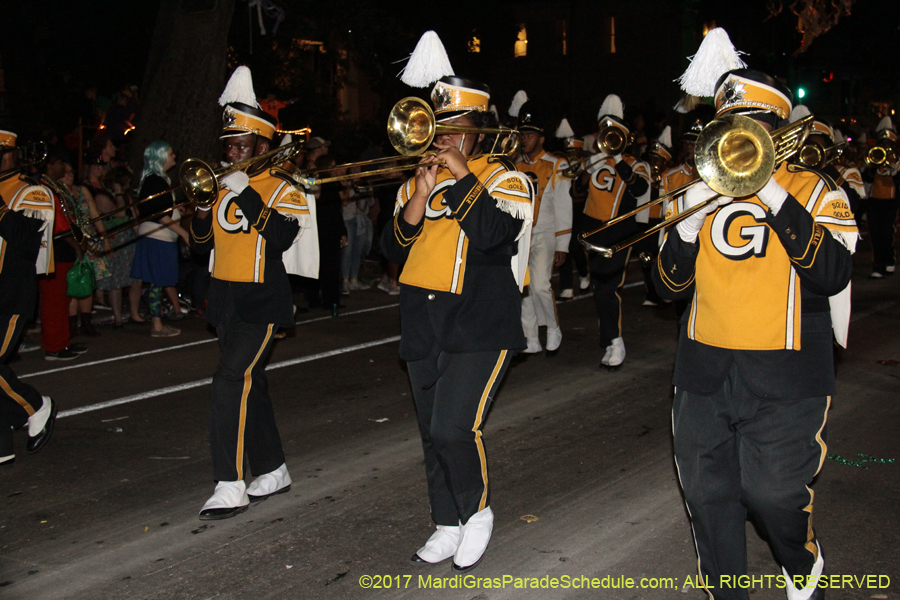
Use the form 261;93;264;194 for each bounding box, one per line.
789;104;812;124
658;125;672;148
556;118;575;139
674;94;702;114
488;104;499;121
676;28;747;97
597;94;624;122
833;129;845;144
219;66;260;107
399;31;455;88
508;90;528;117
876;116;895;133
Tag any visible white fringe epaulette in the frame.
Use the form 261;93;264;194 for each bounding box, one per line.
876;116;894;134
488;171;533;241
819;189;859;253
658;125;672;148
789;104;812;124
676;28;747;97
219;66;259;107
508;90;528;117
555;118;575;139
399;31;454;88
597;94;623;121
673;94;701;114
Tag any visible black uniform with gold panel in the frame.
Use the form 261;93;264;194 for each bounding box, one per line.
0;129;58;464
653;30;857;600
190;67;314;520
382;59;533;572
581;94;651;368
864;117;898;277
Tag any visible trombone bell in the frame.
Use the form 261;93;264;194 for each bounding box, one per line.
180;159;219;207
695;115;774;198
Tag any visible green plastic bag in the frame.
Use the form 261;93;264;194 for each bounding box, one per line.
66;257;96;299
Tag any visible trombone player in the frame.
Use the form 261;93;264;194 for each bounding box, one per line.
382;32;533;572
189;67;316;519
864;116;898;278
581;93;651;369
0;129;58;465
653;29;858;600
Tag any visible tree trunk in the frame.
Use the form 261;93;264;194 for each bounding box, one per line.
128;0;236;175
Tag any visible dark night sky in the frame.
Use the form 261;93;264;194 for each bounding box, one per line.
1;0;898;142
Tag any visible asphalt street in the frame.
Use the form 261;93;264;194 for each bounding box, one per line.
1;247;898;600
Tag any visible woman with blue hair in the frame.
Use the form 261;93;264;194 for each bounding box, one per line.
129;141;189;337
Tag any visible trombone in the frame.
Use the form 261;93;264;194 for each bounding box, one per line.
866;145;898;167
579;114;813;258
180;138;307;206
796;140;846;170
0;142;48;178
284;97;521;187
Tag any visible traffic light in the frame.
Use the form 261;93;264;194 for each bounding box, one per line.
797;87;807;99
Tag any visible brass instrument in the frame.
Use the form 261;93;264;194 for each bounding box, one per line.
866;145;898;167
0;141;48;178
291;97;521;186
180;138;307;206
797;140;846;170
579;114;813;257
560;157;587;179
42;176;95;245
594;120;632;156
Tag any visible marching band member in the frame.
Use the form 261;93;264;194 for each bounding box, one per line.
831;128;865;214
863;116;898;278
581;94;651;369
653;29;858;600
634;125;672;307
0;129;58;465
510;93;572;356
190;67;317;519
556;118;591;300
382;32;533;572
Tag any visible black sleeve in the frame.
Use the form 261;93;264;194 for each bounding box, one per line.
765;195;853;296
0;201;44;254
615;160;649;198
189;209;214;253
231;186;300;252
442;172;524;253
652;230;698;300
380;204;423;264
137;175;174;220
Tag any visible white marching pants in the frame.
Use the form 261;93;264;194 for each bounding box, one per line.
521;228;559;340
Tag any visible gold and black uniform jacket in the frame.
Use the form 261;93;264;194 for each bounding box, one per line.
580;155;651;249
380;155;533;361
0;173;52;318
652;163;857;399
190;171;307;327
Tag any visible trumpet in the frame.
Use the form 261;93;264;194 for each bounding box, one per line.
579;114;813;258
291;97;521;187
866;145;898;167
180;138;307;206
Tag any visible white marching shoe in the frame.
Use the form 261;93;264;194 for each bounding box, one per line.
410;525;461;565
452;506;493;572
247;463;292;503
601;338;625;370
545;326;562;357
579;274;591;290
199;480;250;521
522;337;542;354
558;288;573;300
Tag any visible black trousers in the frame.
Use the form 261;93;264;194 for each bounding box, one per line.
634;218;663;302
673;365;829;600
588;247;632;347
867;198;898;273
407;345;513;526
559;202;589;291
1;315;43;457
209;292;285;482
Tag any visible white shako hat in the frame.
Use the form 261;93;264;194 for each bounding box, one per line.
790;105;833;142
597;93;628;136
647;125;673;162
219;66;277;140
876;116;897;142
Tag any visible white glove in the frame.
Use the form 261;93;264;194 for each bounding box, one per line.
221;171;250;195
675;181;722;244
586;152;610;174
613;153;623;164
756;176;788;215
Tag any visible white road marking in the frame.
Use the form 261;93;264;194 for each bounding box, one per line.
57;335;402;419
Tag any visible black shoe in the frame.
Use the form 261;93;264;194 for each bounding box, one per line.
545;348;559;358
198;505;249;521
67;344;88;355
26;398;57;453
451;555;485;573
45;348;79;361
0;454;14;467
